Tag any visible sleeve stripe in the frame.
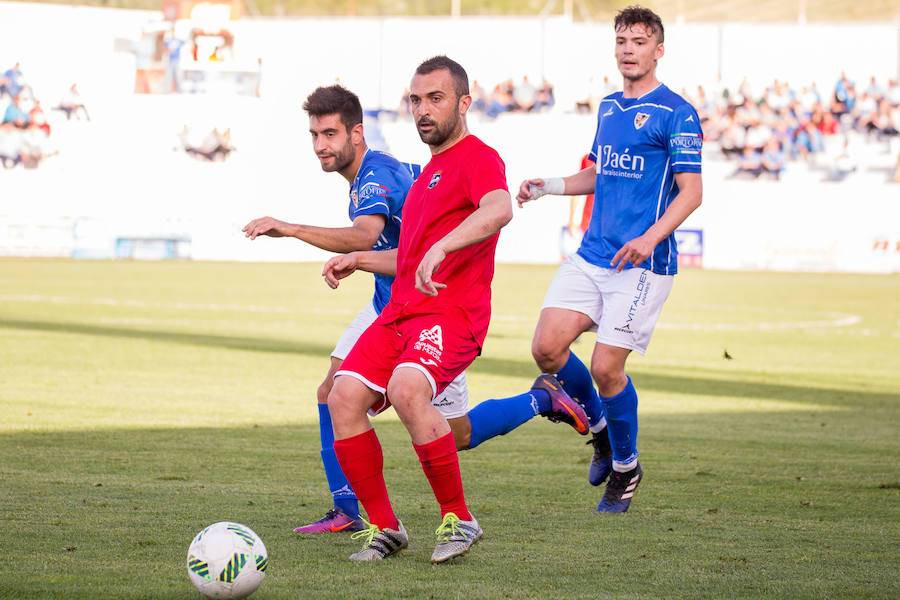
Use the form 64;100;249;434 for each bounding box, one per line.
356;202;389;213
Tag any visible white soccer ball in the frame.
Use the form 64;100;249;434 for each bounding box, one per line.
186;521;268;599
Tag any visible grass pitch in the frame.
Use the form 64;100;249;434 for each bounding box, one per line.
0;258;898;599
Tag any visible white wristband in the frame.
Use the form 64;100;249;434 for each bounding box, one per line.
529;177;565;199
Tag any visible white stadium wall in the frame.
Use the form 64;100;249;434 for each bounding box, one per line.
1;3;899;272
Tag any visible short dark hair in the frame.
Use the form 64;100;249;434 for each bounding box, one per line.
415;55;469;99
614;5;664;43
302;85;363;133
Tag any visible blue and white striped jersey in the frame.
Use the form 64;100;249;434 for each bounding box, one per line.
580;84;702;275
349;149;413;312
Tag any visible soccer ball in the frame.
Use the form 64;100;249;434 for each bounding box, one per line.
186;522;268;599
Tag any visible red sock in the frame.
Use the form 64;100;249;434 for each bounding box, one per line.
413;432;472;521
332;428;398;531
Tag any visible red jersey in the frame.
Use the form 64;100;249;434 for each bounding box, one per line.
378;135;508;347
580;154;595;233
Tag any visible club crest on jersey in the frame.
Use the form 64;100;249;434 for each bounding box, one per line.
634;112;650;130
350;189;358;207
427;171;442;189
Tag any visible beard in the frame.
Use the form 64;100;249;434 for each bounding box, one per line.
416;113;459;147
318;140;354;173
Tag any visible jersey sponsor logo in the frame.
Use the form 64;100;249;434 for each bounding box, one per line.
669;132;703;155
414;325;444;360
603;107;614;117
684;115;694;122
358;181;389;202
419;357;438;367
364;169;375;177
615;270;650;333
418;325;443;349
634;112;650;129
598;145;645;179
427;171;442;189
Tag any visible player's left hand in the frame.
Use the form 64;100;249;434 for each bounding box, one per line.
322;253;360;289
610;235;655;272
415;246;448;296
242;216;291;240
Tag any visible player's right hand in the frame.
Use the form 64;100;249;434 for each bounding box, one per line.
322;253;360;289
242;216;290;239
516;178;546;207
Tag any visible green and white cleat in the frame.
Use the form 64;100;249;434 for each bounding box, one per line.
348;520;408;561
431;512;483;563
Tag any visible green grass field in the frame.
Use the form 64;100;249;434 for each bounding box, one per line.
1;258;898;599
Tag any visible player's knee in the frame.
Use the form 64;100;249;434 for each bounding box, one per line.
386;376;430;421
590;360;626;397
326;380;362;425
531;335;565;371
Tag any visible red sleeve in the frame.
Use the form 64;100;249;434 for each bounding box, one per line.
464;144;508;207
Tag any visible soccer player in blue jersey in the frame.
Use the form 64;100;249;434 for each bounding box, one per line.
243;84;587;534
517;5;703;513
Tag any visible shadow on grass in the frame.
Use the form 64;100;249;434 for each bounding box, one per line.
2;416;896;600
2;317;896;410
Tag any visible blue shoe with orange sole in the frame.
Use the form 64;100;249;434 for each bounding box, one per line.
532;374;589;435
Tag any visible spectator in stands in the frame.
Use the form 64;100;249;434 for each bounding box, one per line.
56;84;90;121
853;92;879;135
718;116;745;158
398;88;412;118
513;76;537;112
873;98;900;140
887;79;900;105
731;145;762;178
2;95;28;128
19;122;49;168
485;83;513;118
164;30;186;94
181;126;233;161
760;138;785;180
0;121;21;168
470;80;487;113
794;120;824;162
811;104;839;136
824;137;857;182
535;77;555;111
2;62;26;99
28;100;49;135
744;118;770;151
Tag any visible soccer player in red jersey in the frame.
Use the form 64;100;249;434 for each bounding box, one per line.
323;56;512;563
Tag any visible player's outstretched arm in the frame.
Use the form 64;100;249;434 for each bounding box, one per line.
323;249;398;289
516;165;596;207
242;214;386;253
415;189;512;296
610;171;702;272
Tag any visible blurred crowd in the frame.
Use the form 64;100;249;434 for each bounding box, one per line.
684;74;900;182
177;125;236;162
399;76;554;119
0;61;89;170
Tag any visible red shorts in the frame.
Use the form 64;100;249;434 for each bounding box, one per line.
336;311;480;413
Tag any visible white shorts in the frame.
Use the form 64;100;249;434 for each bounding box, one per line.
541;253;673;354
332;301;469;419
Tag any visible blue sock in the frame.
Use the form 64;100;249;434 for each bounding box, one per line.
467;391;544;449
556;351;605;429
318;403;359;517
600;376;639;469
